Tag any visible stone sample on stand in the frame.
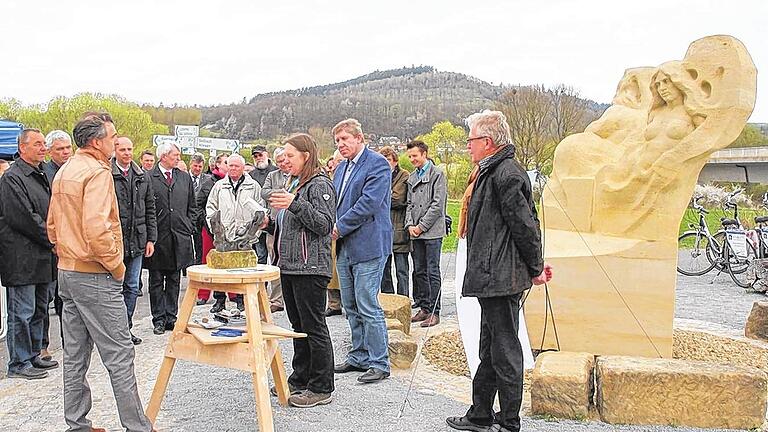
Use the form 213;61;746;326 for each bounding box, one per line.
386;318;404;332
745;301;768;342
531;351;594;420
379;293;411;335
206;250;259;269
388;330;417;369
526;35;757;357
596;356;768;430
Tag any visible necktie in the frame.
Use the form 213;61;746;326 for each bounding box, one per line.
193;176;199;189
165;171;172;186
123;169;128;177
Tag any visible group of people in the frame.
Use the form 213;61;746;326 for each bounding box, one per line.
0;109;551;432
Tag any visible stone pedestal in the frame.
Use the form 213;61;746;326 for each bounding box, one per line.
388;330;417;369
206;250;259;269
745;301;768;342
596;356;767;430
379;293;411;335
531;351;594;420
526;230;675;358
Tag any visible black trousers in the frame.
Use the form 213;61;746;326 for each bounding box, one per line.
148;269;181;327
282;274;334;394
466;293;524;431
411;238;442;315
193;229;203;265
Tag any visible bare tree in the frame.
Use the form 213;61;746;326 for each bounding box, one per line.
495;85;553;171
549;84;590;144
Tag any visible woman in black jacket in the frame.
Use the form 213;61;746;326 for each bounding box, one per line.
269;133;337;408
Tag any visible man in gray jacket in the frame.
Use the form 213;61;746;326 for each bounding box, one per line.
405;140;447;328
260;147;291;312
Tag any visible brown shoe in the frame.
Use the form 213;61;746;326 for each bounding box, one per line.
420;314;440;327
411;309;430;322
288;390;333;408
91;428;107;432
270;304;284;313
40;348;52;361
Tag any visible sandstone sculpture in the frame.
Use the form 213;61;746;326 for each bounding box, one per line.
526;35;757;357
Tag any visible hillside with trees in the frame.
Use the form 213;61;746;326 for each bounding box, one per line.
201;66;607;142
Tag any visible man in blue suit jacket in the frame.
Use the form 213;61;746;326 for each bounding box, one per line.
331;118;392;383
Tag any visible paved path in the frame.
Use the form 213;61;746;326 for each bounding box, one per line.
0;254;764;431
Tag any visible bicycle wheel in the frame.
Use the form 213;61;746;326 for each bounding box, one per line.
725;240;758;288
677;232;718;276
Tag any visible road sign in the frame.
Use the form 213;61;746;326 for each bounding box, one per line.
153;135;178;147
181;147;195;155
152;135;239;153
197;137;240;152
174;125;199;138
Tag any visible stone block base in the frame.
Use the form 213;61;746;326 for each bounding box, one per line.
379;293;411;335
596;356;768;430
531;351;594;419
386;318;404;332
746;301;768;342
388;330;417;369
206;250;259;269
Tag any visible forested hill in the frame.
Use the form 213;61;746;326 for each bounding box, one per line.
201;66;527;140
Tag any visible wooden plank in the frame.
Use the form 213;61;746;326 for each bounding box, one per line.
146;356;176;421
187;321;305;340
244;282;275;431
167;332;255;372
188;326;249;345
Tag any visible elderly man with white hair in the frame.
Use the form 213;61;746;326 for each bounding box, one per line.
40;129;72;360
205;153;268;312
446;110;552;432
143;142;196;335
42;130;72;183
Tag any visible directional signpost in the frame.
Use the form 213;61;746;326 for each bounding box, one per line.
153;125;240;157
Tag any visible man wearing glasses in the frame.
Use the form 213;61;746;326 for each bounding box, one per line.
446;110;552;432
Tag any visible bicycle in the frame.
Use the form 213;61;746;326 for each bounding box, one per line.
730;192;768;290
676;189;757;287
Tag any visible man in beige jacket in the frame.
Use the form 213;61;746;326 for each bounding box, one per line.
48;112;154;432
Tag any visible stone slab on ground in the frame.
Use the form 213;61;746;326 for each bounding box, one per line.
746;301;768;342
379;293;412;335
388;329;417;369
596;355;768;430
531;351;594;420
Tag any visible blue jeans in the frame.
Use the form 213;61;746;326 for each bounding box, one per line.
6;282;54;372
412;238;443;315
336;247;390;373
122;254;143;329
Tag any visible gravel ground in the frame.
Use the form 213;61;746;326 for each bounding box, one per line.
0;253;766;431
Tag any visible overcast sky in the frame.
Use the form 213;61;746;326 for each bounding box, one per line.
4;0;767;121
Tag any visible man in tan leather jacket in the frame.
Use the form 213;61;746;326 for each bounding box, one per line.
48;112;154;432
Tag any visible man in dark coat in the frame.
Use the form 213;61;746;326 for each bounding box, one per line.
113;137;157;345
378;146;411;297
0;129;59;379
144;143;195;335
446;110;552;432
40;129;73;359
189;152;211;267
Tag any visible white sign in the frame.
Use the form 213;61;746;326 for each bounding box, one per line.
178;137;196;149
209;149;217;157
174;125;199;138
181;147;195;155
152;135;178;147
727;230;748;259
197;137;239;152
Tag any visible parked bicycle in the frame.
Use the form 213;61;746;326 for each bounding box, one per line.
676;189;756;287
730;192;768;290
